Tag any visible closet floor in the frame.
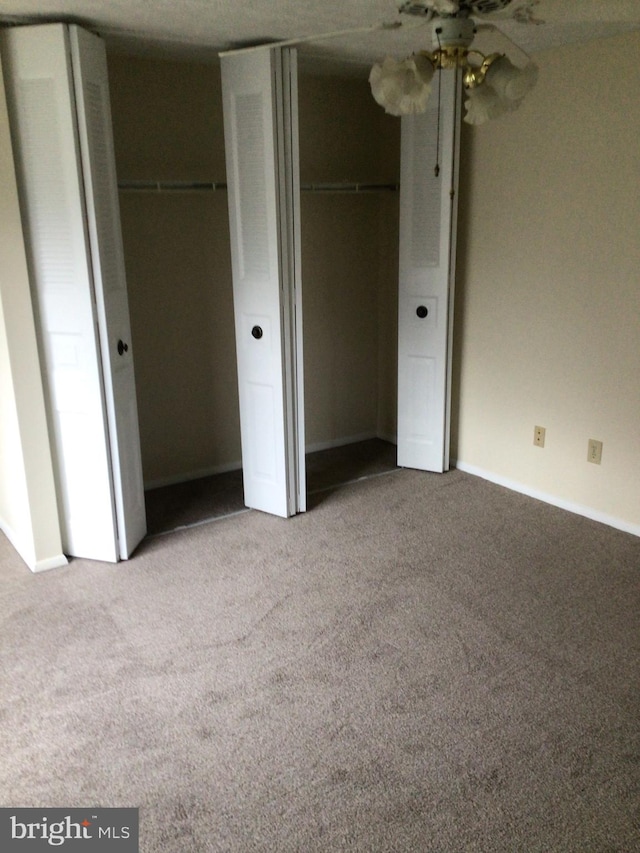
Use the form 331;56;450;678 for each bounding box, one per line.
144;438;397;536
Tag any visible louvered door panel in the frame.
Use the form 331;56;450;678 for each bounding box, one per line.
397;70;461;472
2;24;119;560
70;25;146;557
221;48;304;517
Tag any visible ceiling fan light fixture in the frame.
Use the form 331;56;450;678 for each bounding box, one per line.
463;56;537;124
463;82;506;124
369;3;538;123
369;54;435;116
369;50;537;121
462;52;501;88
414;52;437;83
485;55;538;102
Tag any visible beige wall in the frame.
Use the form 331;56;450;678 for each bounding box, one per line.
453;31;640;532
108;55;227;182
298;74;399;186
300;193;398;447
108;55;400;484
0;56;65;571
119;190;239;484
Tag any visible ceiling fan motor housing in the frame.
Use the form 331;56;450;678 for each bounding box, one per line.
432;16;476;49
399;0;514;17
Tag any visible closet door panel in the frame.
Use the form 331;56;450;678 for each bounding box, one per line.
221;48;303;517
2;24;118;560
70;25;146;558
397;71;460;472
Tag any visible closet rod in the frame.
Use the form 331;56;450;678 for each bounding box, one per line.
117;180;399;193
118;180;226;192
301;183;399;193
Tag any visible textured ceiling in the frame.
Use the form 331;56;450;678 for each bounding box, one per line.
1;0;639;73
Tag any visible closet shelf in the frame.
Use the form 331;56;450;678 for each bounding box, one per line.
118;180;399;193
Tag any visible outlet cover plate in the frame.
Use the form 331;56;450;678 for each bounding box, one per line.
588;439;603;464
534;425;546;448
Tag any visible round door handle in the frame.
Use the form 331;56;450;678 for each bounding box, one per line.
416;305;429;319
117;339;129;355
251;326;263;340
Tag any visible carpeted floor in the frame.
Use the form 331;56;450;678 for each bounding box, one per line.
144;438;398;534
1;467;639;852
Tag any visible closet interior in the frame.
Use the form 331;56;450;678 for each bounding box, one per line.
108;52;401;533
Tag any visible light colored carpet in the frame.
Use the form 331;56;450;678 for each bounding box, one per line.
1;468;639;852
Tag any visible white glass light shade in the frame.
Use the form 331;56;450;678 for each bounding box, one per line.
369;54;435;116
464;58;538;125
463;83;506;125
485;57;538;103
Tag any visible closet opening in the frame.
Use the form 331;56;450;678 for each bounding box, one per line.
109;54;401;534
297;68;401;507
110;56;243;536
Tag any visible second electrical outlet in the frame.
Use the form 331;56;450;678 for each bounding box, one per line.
534;425;546;447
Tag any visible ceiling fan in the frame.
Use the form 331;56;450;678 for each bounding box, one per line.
219;0;542;126
369;0;542;124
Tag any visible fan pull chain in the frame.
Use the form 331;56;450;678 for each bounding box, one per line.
450;62;460;199
434;30;443;177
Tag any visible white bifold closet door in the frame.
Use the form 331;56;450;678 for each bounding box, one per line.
2;24;146;561
397;70;461;473
221;48;305;518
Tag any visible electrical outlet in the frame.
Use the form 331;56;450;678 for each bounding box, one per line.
533;425;546;448
587;439;603;465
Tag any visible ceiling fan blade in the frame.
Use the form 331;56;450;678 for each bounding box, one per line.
471;1;544;25
219;19;425;58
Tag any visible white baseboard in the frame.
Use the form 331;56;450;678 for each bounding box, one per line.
32;554;69;572
453;459;640;538
0;518;68;572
